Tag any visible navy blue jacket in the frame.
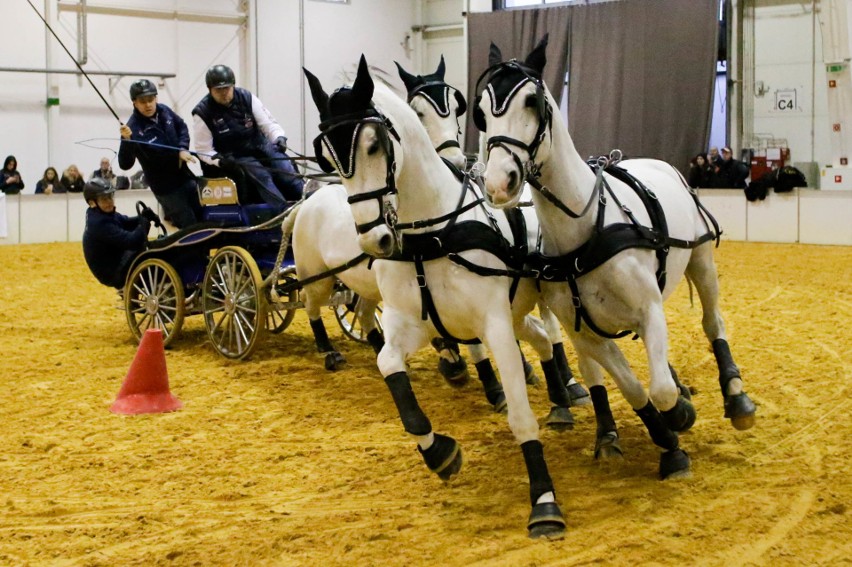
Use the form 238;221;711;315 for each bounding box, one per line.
118;103;195;196
192;88;269;158
82;208;147;288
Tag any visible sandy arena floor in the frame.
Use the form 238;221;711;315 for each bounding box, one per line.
0;240;849;566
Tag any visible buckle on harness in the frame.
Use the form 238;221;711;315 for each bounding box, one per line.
541;265;556;280
572;295;582;309
416;274;427;288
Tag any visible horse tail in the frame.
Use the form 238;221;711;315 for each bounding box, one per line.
264;200;303;292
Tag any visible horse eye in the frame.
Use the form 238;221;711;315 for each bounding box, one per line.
367;140;380;155
524;94;538;108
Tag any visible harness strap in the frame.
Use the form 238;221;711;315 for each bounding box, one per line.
395;198;482;231
414;258;481;345
435;139;460;152
276;252;371;293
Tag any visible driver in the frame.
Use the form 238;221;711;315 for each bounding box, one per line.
82;178;151;289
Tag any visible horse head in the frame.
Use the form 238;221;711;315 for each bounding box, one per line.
396;56;467;170
474;35;554;208
305;55;403;258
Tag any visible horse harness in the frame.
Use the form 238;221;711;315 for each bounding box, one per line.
315;103;534;345
388;160;534;345
476;60;722;339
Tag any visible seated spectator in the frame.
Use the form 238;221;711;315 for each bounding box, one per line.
708;146;722;168
81;178;150;289
91;157;117;187
35;167;67;194
715;146;749;188
61;164;85;193
688;153;717;188
1;155;25;195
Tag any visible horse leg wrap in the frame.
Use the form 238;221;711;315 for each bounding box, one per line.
474;359;506;411
384;372;432;436
309;318;334;353
661;397;696;433
366;328;384;355
418;433;462;480
712;339;740;396
590;385;617;435
542;358;571;407
552;342;574;384
634;401;679;451
521;440;555;506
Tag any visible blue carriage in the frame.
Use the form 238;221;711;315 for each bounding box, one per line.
122;178;358;360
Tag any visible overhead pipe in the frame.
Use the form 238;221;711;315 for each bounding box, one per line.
77;0;87;65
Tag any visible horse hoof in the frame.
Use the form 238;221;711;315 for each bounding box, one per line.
659;448;691;480
545;406;575;430
419;433;463;480
567;383;591;407
524;361;540;386
724;393;756;430
662;396;697;433
323;351;346;371
731;414;756;431
527;502;566;540
594;431;624;460
438;357;470;388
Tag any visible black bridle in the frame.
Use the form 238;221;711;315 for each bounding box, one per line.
314;107;401;235
407;81;467;154
475;60;607;220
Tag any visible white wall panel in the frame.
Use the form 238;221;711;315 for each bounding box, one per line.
697;189;747;241
746;187;799;242
799;189;852;245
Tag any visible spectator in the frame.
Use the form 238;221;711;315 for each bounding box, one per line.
91;157;117;186
715;146;749;188
35;167;67;195
1;155;25;195
61;164;85;193
687;153;717;188
192;64;303;208
708;146;722;168
81;178;150;289
118;79;201;228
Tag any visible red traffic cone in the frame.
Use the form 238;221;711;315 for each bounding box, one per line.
110;329;183;415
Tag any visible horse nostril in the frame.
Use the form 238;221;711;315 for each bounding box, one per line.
378;233;394;255
508;170;518;192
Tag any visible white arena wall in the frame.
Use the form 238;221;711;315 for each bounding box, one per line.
1;188;850;246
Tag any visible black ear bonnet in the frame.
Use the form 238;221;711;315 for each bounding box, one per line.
407;81;467;118
472;61;546;132
312;86;396;177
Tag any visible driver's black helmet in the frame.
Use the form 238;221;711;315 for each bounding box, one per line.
129;79;158;101
205;65;235;89
83;177;115;203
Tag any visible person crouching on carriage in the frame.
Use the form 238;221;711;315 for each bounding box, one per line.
82;178;151;289
118;79;202;229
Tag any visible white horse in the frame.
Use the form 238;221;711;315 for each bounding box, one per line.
395;57;589;405
304;55;571;539
475;36;757;479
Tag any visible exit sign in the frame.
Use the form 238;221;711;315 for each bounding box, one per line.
828;64;845;73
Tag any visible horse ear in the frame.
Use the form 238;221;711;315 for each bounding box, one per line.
303;67;329;117
436;55;446;79
352;54;374;107
488;42;503;67
524;34;549;73
395;61;418;93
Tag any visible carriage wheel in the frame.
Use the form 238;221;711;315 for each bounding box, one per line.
124;258;185;348
334;293;383;344
266;275;298;334
202;246;266;360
